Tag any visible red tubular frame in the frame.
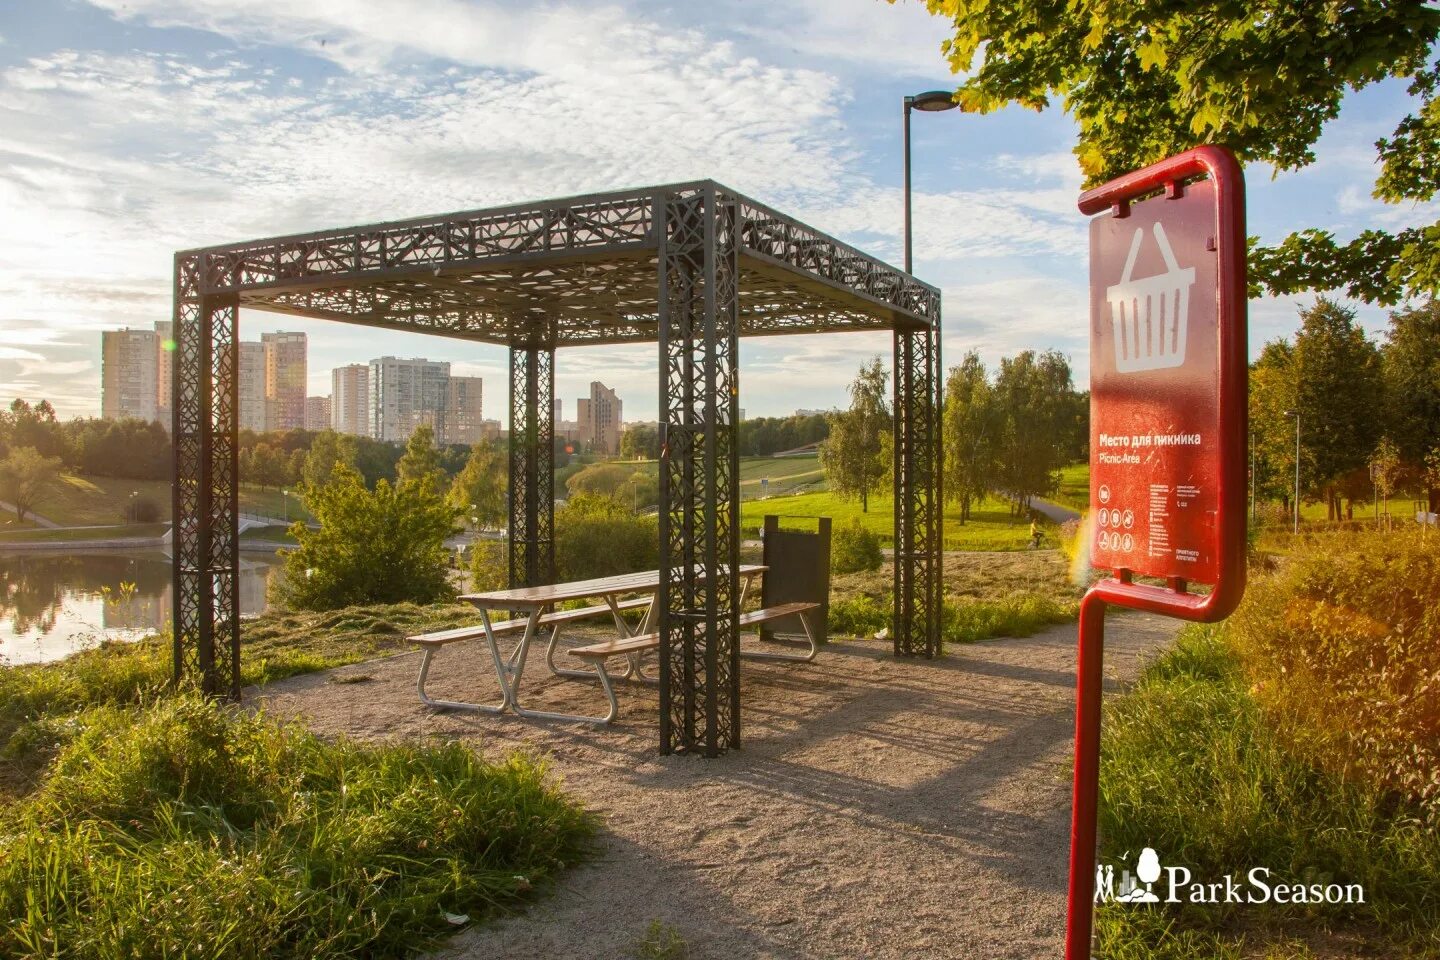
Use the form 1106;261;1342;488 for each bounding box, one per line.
1066;146;1248;959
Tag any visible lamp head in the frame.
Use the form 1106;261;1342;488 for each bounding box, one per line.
908;90;958;112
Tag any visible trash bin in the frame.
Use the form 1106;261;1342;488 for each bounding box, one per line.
759;515;830;643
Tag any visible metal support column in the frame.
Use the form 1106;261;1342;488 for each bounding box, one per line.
892;320;942;658
507;324;556;588
171;254;241;698
658;186;741;756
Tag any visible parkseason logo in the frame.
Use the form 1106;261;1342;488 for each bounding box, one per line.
1096;848;1365;906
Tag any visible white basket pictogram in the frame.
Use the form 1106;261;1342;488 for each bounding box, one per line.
1106;222;1196;373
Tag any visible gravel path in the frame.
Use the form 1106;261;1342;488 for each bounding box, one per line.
253;611;1181;959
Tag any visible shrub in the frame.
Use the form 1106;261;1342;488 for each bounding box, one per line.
469;537;507;592
829;592;891;637
272;463;459;610
123;495;163;524
555;494;658;582
830;518;883;573
0;696;593;958
1228;527;1440;817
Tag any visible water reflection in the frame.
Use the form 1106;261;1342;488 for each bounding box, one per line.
0;552;282;665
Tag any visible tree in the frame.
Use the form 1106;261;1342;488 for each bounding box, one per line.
943;351;998;524
301;430;360;489
396;423;445;492
1291;299;1384;518
913;1;1440;303
820;357;891;512
273;462;459;610
1382;299;1440;511
449;438;507;529
1249;340;1300;511
991;350;1072;511
620;423;660;460
0;446;62;523
1368;436;1402;529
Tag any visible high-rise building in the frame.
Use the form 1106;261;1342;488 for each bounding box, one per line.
443;376;485;446
262;331;307;432
331;364;370;436
154;320;174;428
368;357;450;442
238;342;267;432
305;396;332;432
101;328;158;422
577;381;622;456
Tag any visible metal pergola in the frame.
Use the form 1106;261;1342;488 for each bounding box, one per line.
171;180;941;756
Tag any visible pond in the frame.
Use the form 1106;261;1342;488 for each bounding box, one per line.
0;551;283;665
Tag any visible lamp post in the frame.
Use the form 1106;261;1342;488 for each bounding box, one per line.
1290;411;1301;533
282;488;290;524
903;90;959;274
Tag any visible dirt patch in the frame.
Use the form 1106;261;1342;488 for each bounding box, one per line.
252;611;1180;959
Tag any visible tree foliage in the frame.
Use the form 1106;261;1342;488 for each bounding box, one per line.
396;424;445;493
1381;300;1440;503
739;414;829;457
300;431;359;490
0;446;63;523
914;0;1440;303
943;351;998;524
553;494;658;582
449;439;507;529
619;423;660;461
274;462;459;610
991;350;1074;510
820;358;891;513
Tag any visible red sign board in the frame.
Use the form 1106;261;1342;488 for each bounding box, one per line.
1088;180;1221;583
1065;146;1248;960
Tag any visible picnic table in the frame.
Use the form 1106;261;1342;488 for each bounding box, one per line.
418;565;768;724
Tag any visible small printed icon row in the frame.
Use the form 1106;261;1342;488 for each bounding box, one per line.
1096;508;1134;529
1098;531;1134;551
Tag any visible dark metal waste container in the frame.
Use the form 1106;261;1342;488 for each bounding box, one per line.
759;515;830;642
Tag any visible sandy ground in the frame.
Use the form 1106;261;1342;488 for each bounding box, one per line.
253;611;1181;960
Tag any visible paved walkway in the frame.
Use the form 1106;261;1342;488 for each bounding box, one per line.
0;500;59;528
255;611;1180;959
1030;496;1080;524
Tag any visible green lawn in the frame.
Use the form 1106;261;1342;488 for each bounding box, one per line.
1054;463;1090;513
741;489;1041;551
1;474;312;529
561;455;828;500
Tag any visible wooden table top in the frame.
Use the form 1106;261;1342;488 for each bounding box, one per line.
460;564;766;610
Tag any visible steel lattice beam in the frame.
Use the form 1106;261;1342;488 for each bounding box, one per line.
892;322;942;658
171;255;241;698
658;186;741;756
508;323;556;589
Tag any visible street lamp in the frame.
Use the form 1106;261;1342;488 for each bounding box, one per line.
282;488;290;524
1283;410;1300;534
903;90;958;274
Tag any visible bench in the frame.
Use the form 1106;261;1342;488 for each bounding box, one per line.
565;601;821;720
408;597;652;710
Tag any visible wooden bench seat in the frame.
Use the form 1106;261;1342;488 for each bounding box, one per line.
406;597;651;648
570;601;820;663
409;597;652;711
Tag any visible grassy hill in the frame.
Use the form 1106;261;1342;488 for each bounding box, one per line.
741;489;1042;551
0;474;312;528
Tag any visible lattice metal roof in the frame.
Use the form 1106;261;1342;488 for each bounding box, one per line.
182;180;940;347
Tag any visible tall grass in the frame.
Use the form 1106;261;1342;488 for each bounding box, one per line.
1096;624;1440;957
827;591;1077;644
0;696;593;958
1228;527;1440;818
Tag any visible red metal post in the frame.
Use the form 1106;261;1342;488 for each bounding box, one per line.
1065;145;1248;959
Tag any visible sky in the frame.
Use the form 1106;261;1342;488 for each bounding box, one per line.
0;0;1435;426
